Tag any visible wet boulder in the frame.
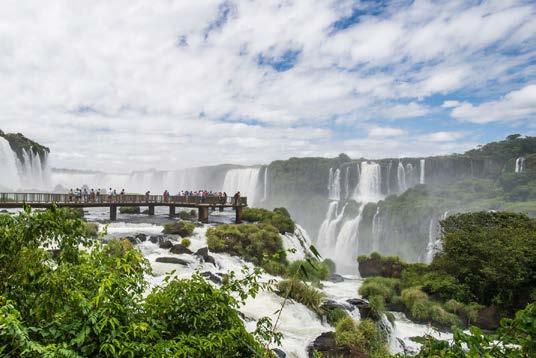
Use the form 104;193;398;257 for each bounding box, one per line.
200;271;222;285
170;244;192;255
329;274;344;283
194;247;217;266
476;306;500;330
135;233;147;242
159;240;173;249
347;298;377;320
155;257;189;266
149;235;164;244
272;348;286;358
307;332;352;357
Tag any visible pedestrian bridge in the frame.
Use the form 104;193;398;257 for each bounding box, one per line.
0;193;247;223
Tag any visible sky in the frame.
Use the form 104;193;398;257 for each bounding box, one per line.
0;0;535;172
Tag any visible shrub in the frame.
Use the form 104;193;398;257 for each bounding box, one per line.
241;207;295;234
84;222;99;237
286;259;331;283
178;210;192;220
180;238;191;248
277;279;324;314
421;272;471;302
326;307;350;327
189;209;197;216
162;220;195;237
358;253;407;278
359;277;400;302
119;206;140;214
401;288;461;328
335;317;388;357
444;299;483;323
206;223;287;275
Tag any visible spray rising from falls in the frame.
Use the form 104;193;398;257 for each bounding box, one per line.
515;157;525;173
319;162;383;274
420;159;425;184
0;137;50;190
221;168;261;205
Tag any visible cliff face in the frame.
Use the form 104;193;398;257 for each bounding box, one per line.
259;135;536;263
0;130;50;165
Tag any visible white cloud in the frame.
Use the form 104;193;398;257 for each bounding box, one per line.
0;0;533;171
368;126;407;138
450;84;536;123
420;131;467;142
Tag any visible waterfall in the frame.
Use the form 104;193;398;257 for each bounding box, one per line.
344;167;350;200
397;162;407;193
420;159;425;184
327;168;341;201
386;161;392;195
319;161;383;273
222;168;261;204
262;167;269;201
515;157;525;173
0;137;21;190
425;211;448;263
372;207;381;252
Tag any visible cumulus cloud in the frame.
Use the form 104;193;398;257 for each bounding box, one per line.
449;85;536;123
0;0;533;171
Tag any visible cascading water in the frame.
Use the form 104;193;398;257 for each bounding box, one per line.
344;167;350;200
371;207;381;252
515;157;525;173
221;168;261;204
397;161;407;193
425;211;448;263
320;162;383;274
327;168;341;201
420;159;425;184
262;167;269;201
0;137;21;190
386;161;392;195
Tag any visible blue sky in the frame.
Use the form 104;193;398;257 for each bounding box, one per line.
0;0;534;171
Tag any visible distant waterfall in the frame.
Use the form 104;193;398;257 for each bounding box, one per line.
0;138;49;190
371;207;381;252
397;162;407;193
344;167;350;200
327;168;341;201
420;159;425;184
222;168;261;204
0;137;21;190
515;157;525;173
425;211;448;263
386;161;393;195
262;167;269;201
319;161;383;273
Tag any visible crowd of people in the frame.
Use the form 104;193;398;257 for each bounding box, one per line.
67;188;242;204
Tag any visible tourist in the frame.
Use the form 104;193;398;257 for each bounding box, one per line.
96;189;101;203
68;189;74;202
145;191;150;202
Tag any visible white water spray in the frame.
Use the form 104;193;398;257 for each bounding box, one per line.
327;168;341;201
372;207;381;252
397;162;407;193
0;138;21;190
222;168;261;204
515;157;525;173
262;167;269;201
420;159;425;184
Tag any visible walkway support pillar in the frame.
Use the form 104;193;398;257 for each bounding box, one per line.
235;206;242;224
219;206;224;212
169;205;175;217
148;205;155;216
198;205;209;223
110;205;117;221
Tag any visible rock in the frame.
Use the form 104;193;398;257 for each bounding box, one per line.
170;244;193;255
347;298;377;320
329;274;344;283
155;257;189;265
124;236;139;245
321;300;354;312
159;240;173;249
194;247;217;266
0;209;8;213
307;332;352;357
200;271;222;284
149;235;164;244
135;233;147;242
476;306;500;330
272;348;286;358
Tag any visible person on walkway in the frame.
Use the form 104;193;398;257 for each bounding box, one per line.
223;191;227;204
233;191;240;205
96;189;101;203
68;189;74;202
145;191;150;202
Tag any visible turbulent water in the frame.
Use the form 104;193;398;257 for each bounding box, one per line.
0;137;49;190
221;167;261;204
82;208;447;357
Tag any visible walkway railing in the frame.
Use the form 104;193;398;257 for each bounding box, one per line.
0;193;247;206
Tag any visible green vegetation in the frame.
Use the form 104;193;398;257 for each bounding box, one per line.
180;238;191;248
119;206;141;214
84;221;99;237
277;279;324;314
286;259;332;284
335;317;389;357
241;207;295;234
162;220;195;237
0;207;271;356
177;210;193;220
325;307;350;326
0;130;50;163
358;252;407;278
412;302;536;357
207;223;287;275
359;211;536;330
